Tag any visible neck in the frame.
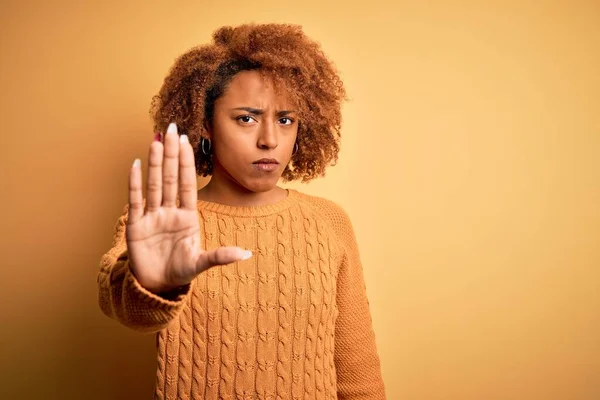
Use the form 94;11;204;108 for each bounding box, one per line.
198;162;287;207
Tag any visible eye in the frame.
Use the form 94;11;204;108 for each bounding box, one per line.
237;115;257;124
278;117;294;125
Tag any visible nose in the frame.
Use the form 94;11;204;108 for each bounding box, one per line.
256;121;278;150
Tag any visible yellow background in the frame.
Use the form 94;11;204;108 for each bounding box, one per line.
1;1;599;399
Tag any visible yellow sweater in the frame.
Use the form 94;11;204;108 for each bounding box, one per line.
98;189;385;400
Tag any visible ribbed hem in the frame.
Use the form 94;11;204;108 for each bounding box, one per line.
196;188;299;217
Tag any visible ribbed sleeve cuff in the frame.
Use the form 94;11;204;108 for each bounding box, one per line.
124;262;193;305
109;260;193;332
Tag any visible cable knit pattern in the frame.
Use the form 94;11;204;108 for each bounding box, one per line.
289;210;309;400
203;212;222;399
256;216;278;400
316;218;334;400
190;264;207;397
155;328;167;398
97;189;385;399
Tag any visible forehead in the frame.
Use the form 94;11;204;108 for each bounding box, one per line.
217;70;295;109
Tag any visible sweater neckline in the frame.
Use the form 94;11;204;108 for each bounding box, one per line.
196;188;299;217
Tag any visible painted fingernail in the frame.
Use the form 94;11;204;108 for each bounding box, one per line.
180;134;189;144
167;122;178;135
240;250;253;260
154;132;162;142
132;159;141;168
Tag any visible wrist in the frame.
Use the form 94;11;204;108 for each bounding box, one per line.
128;262;190;298
154;283;191;300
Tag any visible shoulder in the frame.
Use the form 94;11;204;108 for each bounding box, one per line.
291;189;356;243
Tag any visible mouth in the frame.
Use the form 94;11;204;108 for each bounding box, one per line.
253;158;279;165
252;158;280;172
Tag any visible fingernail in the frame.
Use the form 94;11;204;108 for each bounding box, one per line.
167;122;178;135
154;132;162;142
180;134;189;144
240;250;253;261
132;159;141;168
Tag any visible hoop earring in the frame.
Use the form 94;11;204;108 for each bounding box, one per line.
292;142;299;156
201;137;212;155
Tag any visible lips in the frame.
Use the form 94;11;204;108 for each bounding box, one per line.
253;158;279;165
252;158;279;172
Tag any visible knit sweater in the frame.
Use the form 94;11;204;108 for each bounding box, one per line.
97;189;385;400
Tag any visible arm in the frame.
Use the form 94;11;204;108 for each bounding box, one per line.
333;208;386;399
97;204;192;333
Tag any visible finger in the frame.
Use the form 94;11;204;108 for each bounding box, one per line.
146;140;164;212
128;159;144;224
178;134;198;210
162;122;179;208
196;247;253;273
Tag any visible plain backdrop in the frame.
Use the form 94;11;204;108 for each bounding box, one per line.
1;1;599;399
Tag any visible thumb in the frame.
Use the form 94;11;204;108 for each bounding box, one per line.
196;246;253;273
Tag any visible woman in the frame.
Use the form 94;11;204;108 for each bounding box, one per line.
98;23;385;400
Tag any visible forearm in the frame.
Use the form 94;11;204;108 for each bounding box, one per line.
98;253;191;333
97;208;191;333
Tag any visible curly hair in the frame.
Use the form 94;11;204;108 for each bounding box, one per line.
149;23;347;182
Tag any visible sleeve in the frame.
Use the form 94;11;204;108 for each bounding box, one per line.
332;206;386;399
97;204;193;333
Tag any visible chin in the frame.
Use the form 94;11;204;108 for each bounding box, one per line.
243;177;281;193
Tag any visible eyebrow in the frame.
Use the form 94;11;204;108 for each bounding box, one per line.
232;107;296;117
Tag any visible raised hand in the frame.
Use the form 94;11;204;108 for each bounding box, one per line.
126;123;251;294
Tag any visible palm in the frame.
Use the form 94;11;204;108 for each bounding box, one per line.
127;207;201;292
126;123;250;294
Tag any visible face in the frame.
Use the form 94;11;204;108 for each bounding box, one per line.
207;70;299;193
